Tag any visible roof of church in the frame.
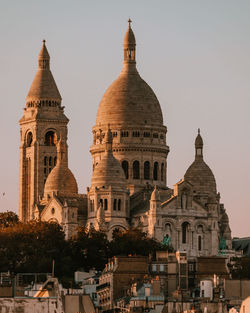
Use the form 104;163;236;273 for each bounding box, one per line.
96;21;163;127
26;40;62;102
91;130;126;188
184;131;217;196
44;139;78;197
44;166;78;196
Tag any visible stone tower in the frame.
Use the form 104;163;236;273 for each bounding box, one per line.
88;129;129;238
90;20;169;194
19;40;69;222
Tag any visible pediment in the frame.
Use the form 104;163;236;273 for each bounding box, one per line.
160;196;207;217
40;196;63;224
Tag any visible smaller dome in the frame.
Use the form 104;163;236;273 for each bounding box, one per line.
44;164;78;197
91;151;126;188
184;159;217;196
184;130;217;196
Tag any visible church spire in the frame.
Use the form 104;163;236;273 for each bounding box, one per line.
123;19;136;64
26;40;62;107
195;128;203;159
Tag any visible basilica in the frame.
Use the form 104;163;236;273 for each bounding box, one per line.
19;21;232;258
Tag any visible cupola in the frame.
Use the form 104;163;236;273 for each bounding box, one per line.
44;138;78;198
26;40;62;107
91;129;126;188
184;130;217;197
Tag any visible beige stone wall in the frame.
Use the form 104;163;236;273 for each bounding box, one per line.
0;297;61;313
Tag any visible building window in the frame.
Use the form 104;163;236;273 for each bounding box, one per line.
152;264;157;272
112;132;117;137
51;208;55;215
153;133;158;138
132;131;140;137
153;162;159;180
54;157;57;166
45;131;56;146
113;199;117;211
118;199;121;211
144;161;150;180
143;132;150;138
121;131;129;137
104;199;108;211
182;222;189;244
26;132;33;147
122;160;129;179
44;156;47;166
198;235;202;251
133;161;140;179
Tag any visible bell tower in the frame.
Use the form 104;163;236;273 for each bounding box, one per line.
19;40;69;222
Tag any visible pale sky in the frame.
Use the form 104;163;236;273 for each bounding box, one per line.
0;0;249;237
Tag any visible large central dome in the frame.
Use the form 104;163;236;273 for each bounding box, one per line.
96;67;163;126
96;21;163;127
91;21;169;192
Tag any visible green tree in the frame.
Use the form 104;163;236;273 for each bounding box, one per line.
230;257;250;279
0;221;68;276
70;227;109;272
109;228;163;257
0;211;19;227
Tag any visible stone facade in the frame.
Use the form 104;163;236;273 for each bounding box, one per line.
19;22;232;250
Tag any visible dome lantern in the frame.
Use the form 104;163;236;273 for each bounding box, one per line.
123;19;136;64
195;128;203;159
38;40;50;70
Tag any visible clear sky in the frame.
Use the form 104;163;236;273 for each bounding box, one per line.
0;0;249;237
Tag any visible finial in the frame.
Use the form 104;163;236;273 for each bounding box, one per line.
42;39;46;45
198;128;200;135
128;18;132;27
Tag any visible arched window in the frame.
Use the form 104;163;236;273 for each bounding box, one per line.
165;223;172;237
113;199;117;211
144;161;150;180
161;163;164;181
27;132;33;147
49;156;52;166
182;222;189;244
122;161;129;179
133;161;140;179
153;162;159;180
45;131;56;146
44;157;47;166
118;199;121;211
104;199;108;211
54;157;57;166
198;235;202;251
